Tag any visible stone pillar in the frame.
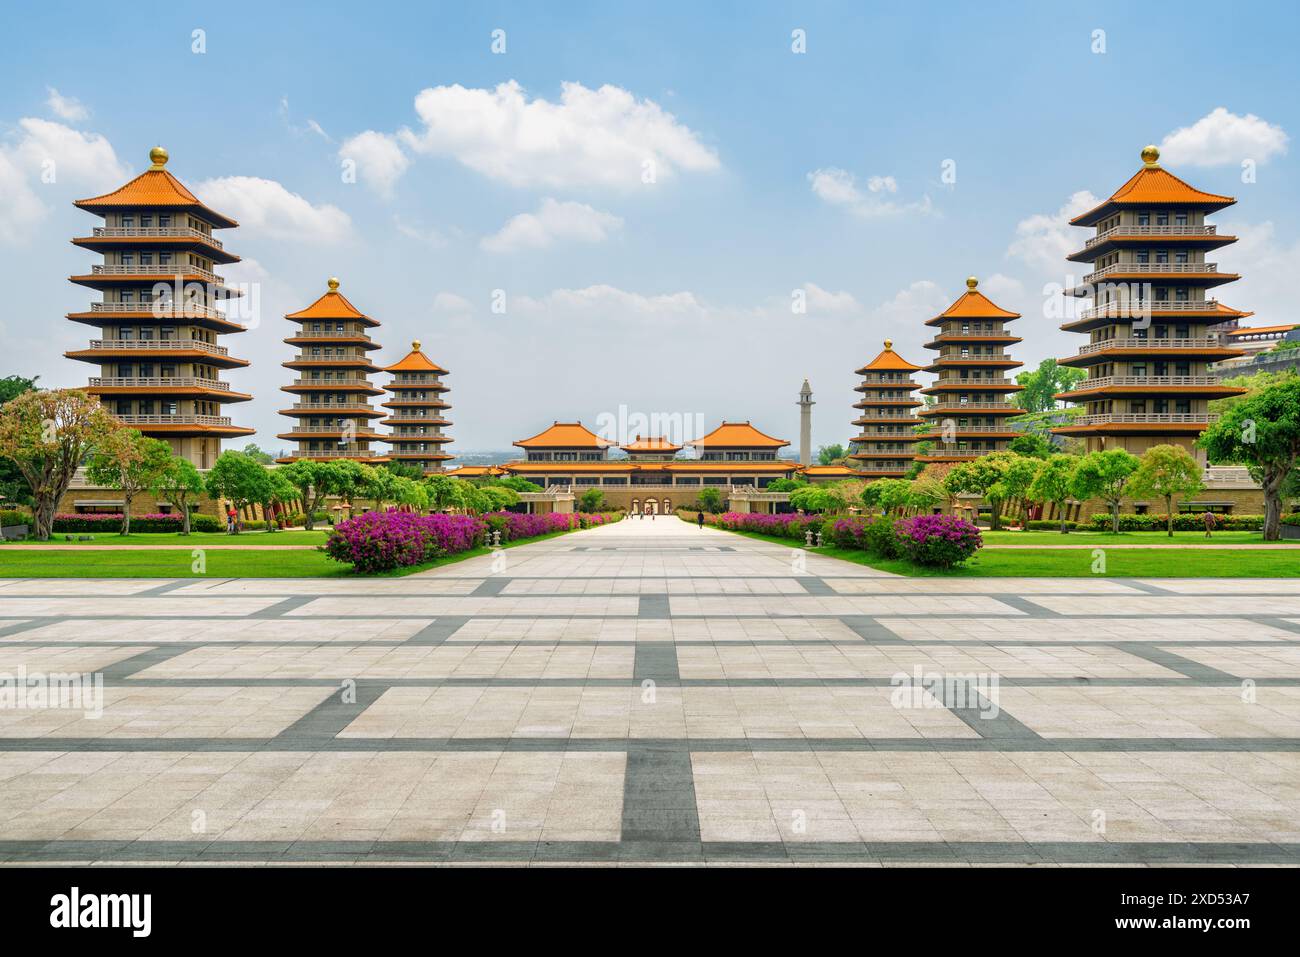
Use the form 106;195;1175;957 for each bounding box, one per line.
798;379;814;466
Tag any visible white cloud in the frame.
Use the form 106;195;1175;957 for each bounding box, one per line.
515;285;709;324
802;283;861;315
195;176;351;243
45;87;88;122
1006;189;1099;274
807;167;932;218
481;198;623;253
394;215;448;247
1160;108;1288;168
390;80;719;190
339;130;408;197
1216;219;1300;322
866;280;949;328
0;151;44;244
981;273;1025;303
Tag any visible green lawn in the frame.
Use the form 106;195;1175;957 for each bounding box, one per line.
979;529;1294;546
713;527;1300;577
3;530;331;546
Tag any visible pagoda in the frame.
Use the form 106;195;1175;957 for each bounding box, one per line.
65;146;253;468
848;338;924;477
276;278;387;463
916;277;1024;462
1053;145;1247;458
380;340;454;474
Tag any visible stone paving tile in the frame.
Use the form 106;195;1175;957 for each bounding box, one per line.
1031;596;1300;617
0;645;155;674
5;619;434;643
168;579;483;596
287;596;642;618
669;595;1024;618
828;579;1148;595
877;617;1297;643
0;597;283;617
1168;645;1300;678
0;580;181;596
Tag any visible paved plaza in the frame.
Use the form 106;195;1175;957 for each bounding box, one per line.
1;518;1299;865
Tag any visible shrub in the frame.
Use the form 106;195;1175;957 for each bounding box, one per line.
1284;513;1300;528
1086;512;1264;532
826;516;870;549
893;514;983;568
863;517;902;558
1026;519;1079;531
1;508;33;527
324;511;487;574
710;511;825;540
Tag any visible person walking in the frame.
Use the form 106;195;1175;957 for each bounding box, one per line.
697;510;705;529
226;506;236;534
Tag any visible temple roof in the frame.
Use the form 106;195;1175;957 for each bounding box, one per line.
385;340;447;374
856;339;921;373
1212;302;1255;320
74;147;238;228
285;278;377;325
1225;323;1295;337
621;435;683;452
926;277;1020;326
1071;146;1235;226
690;421;789;449
514;421;614;449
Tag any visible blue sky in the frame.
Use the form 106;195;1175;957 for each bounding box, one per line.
3;0;1298;453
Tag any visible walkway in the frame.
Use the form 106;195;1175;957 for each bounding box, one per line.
0;516;1298;865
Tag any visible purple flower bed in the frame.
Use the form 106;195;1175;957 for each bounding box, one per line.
324;511;487;574
711;512;824;540
52;513;199;533
893;514;983;568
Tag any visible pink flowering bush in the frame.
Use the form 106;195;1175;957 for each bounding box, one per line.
892;514;982;568
827;516;870;549
324;511;486;574
710;511;825;540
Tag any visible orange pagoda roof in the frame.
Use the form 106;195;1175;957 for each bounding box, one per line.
385;340;447;374
621;435;683;452
514;421;614;449
1212;302;1255;320
74;147;238;228
285;278;378;325
1071;146;1235;227
691;421;789;449
1225;323;1295;337
925;277;1020;326
856;339;921;373
443;465;504;478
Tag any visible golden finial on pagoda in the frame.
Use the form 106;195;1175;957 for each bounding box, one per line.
966;276;978;290
327;277;340;292
412;340;421;351
1141;144;1161;168
148;146;169;170
884;338;893;350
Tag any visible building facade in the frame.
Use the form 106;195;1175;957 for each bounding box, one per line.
848;339;924;477
66;146;253;467
917;277;1024;463
277;278;387;463
381;341;454;474
1053;145;1248;459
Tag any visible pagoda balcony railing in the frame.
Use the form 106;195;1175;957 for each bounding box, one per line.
851;463;914;472
87;338;229;356
934;353;1011;361
1073;413;1219;426
113;414;232;427
853;410;920;418
932;377;1014;386
89;301;226;319
290;353;371;364
91;263;224;284
857;376;917;385
1072;375;1223;389
1076;337;1223;355
1084;224;1218;249
287;402;378;411
391;375;444;385
855;429;918;437
1084;262;1219;284
91;226;224;250
90;376;230;391
1078;299;1213;320
287;425;384;434
925;401;1018;411
291;329;374;341
288;449;384;458
392;430;447;438
918;448;1004;458
938;425;1021;433
290;377;374;386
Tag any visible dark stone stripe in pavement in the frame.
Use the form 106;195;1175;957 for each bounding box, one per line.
1117;642;1241;682
842;616;906;643
250;596;317;618
941;684;1043;740
992;595;1061;616
134;580;194;596
275;681;388;742
1;839;1295;865
100;645;192;680
620;748;700;845
470;578;509;597
404;617;471;645
799;578;837;596
632;642;679;682
638;595;670;619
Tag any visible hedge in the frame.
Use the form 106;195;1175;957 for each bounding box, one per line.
51;513;221;533
1025;519;1080;531
1087;513;1264;532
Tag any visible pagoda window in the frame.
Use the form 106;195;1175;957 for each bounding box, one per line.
159;215;172;228
1175;288;1190;301
1136;250;1149;264
556;452;577;461
1175;212;1188;226
138;400;154;415
162;401;177;416
115;400;131;415
1154;399;1169;413
1175;325;1189;339
138;364;154;378
1131;401;1146;413
121;215;135;228
160;365;176;378
121;253;135;266
1131;363;1147;376
1175;399;1191;414
1156;212;1169;226
159;252;173;266
140;215;153;228
1175;361;1191;376
1155;250;1169;264
140;253;154;266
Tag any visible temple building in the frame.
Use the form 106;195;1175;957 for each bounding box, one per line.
276;278;387;463
380;341;454;474
848;339;924;477
65;146;253;467
916;277;1024;462
1053;145;1248;458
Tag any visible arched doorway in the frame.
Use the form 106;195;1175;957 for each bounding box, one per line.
631;499;640;514
662;498;671;514
644;499;660;515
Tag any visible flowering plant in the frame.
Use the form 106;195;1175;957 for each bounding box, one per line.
324;511;486;574
892;514;982;567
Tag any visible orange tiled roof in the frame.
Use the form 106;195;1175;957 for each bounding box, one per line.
857;339;921;373
1225;323;1296;337
443;465;503;477
1071;146;1235;226
514;421;614;449
691;421;789;449
799;464;863;476
286;279;374;322
1213;302;1255;320
385;340;448;374
502;461;635;472
621;435;683;452
74;148;238;228
928;278;1020;324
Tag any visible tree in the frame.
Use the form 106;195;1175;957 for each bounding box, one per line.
868;478;913;515
240;443;275;464
384;460;426;480
279;460;329;530
156;457;205;534
1128;444;1204;537
85;430;174;536
768;477;808;492
817;443;847;466
478;484;519;512
0;389;120;540
942;453;1016;530
204;451;274;534
257;468;298;531
1027;454;1080;533
358;464;399;510
578;487;605;512
1008;432;1057;459
1210;369;1297;417
1070;448;1140;534
494;475;542;493
907;473;945;512
0;375;39;507
1014;358;1087;412
698;486;723;513
989;453;1039;527
1200;377;1300;541
425;474;462;512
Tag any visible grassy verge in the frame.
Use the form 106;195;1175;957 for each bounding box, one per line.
3;530;331;546
0;526;578;578
980;529;1295;546
714;527;1300;577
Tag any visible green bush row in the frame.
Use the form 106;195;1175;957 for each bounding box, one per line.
1087;513;1264;531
